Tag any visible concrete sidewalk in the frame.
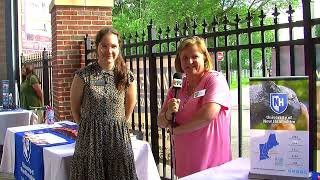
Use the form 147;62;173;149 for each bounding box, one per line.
230;86;250;110
0;146;14;179
0;172;14;180
230;86;250;158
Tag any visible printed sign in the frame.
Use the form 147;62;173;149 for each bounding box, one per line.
21;0;52;54
217;51;224;61
249;77;309;178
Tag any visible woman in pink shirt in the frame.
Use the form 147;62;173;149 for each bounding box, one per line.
158;36;232;178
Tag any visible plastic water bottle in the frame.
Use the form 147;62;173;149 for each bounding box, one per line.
46;106;55;125
8;93;14;109
2;93;9;109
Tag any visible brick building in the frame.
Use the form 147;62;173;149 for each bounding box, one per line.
0;0;113;121
49;0;113;120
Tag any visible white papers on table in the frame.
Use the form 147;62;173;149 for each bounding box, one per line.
28;133;67;145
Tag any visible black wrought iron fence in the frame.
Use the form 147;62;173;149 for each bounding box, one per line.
85;3;319;179
20;49;53;107
84;34;98;66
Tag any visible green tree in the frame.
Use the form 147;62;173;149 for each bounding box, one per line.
113;0;300;72
316;25;320;37
113;0;299;35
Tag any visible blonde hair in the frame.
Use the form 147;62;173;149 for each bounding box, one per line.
175;36;214;73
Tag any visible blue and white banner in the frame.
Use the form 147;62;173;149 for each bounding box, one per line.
14;128;75;180
249;76;309;178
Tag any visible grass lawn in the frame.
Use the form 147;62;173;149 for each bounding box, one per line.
230;78;250;90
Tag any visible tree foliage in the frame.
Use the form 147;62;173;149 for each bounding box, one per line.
113;0;299;35
112;0;300;71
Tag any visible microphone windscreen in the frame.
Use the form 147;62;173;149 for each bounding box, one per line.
173;72;183;88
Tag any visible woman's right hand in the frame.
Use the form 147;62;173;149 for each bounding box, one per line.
167;98;181;114
157;98;180;128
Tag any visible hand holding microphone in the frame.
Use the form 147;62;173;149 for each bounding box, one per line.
167;98;181;114
168;72;183;128
165;73;182;180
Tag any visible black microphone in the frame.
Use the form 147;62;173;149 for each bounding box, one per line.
172;72;183;127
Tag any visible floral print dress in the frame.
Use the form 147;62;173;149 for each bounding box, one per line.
70;62;137;180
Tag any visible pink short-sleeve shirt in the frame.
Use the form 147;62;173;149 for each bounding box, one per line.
164;71;232;177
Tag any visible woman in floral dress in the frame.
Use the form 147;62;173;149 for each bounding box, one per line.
70;27;138;180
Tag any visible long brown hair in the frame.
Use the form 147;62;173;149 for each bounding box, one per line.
95;27;128;91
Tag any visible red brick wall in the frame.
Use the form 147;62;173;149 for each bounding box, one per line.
50;6;112;120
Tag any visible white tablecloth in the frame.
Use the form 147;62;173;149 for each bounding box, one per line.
0;122;160;180
180;158;250;180
43;139;160;180
0;109;33;145
0;122;62;174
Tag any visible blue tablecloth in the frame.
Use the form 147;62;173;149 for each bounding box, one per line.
312;172;320;180
14;126;76;180
0;108;22;112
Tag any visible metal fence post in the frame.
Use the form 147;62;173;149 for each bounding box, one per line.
148;20;159;165
84;34;91;66
42;48;49;106
18;53;24;101
302;0;316;171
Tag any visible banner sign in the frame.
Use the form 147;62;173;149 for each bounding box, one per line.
14;128;75;180
249;76;309;178
21;0;52;54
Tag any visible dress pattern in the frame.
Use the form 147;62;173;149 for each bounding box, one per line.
70;62;138;180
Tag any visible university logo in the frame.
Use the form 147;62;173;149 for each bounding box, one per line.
23;136;31;163
270;93;288;114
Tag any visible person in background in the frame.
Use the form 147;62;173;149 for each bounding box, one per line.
158;36;232;178
20;64;44;123
70;27;138;180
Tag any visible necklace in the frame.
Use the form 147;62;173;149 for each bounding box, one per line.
180;72;208;110
187;80;196;96
180;79;196;110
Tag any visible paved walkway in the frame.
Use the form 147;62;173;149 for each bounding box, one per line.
230;86;250;158
0;145;14;179
230;86;250;109
0;172;14;180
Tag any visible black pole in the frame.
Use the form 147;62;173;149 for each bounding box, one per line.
5;0;19;105
13;0;19;105
43;49;49;106
302;0;316;171
235;14;242;157
84;34;89;66
148;20;159;165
